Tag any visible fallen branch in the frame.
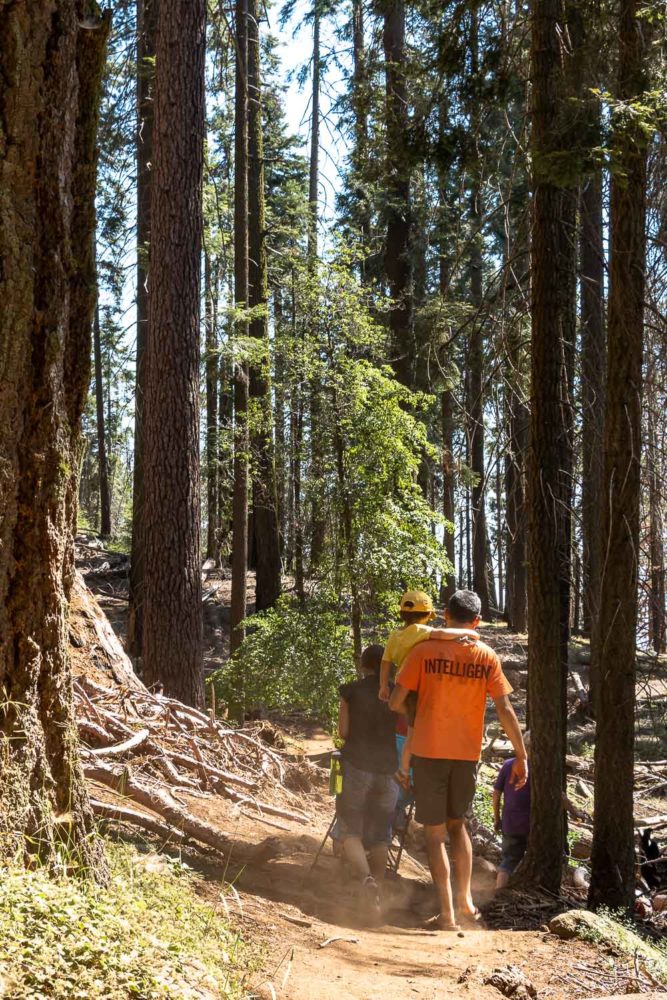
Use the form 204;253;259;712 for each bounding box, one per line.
85;760;235;855
90;797;186;843
318;936;359;949
89;728;150;757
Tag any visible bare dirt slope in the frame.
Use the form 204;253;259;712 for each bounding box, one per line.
166;733;660;1000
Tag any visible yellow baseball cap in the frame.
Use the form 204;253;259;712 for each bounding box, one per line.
399;590;436;619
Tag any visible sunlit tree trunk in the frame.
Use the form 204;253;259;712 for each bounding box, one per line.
589;0;648;912
231;0;250;654
128;0;158;659
378;0;414;388
247;0;282;611
0;3;110;876
142;0;206;706
93;300;112;538
521;0;576;893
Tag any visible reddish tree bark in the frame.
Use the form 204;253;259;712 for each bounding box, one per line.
141;0;206;706
0;2;110;876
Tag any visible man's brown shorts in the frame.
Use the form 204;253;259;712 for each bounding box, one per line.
411;756;477;825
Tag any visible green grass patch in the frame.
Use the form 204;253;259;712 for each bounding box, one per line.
553;908;667;985
0;841;253;999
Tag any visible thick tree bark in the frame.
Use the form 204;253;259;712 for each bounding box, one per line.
351;0;371;276
589;0;648;910
467;9;492;619
142;0;206;706
647;401;666;654
247;0;282;612
127;0;158;659
521;0;576;893
440;387;457;604
580;169;605;643
380;0;415;388
504;350;529;633
309;3;327;571
93;301;112;538
0;3;109;877
204;246;219;561
231;0;250;654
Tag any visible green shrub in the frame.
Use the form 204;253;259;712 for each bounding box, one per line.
0;840;251;999
212;595;355;726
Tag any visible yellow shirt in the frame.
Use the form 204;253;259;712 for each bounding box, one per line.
383;624;433;669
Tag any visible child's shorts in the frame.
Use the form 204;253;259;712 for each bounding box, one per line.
336;760;399;847
499;833;528;874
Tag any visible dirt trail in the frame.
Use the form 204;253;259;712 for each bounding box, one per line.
177;730;657;1000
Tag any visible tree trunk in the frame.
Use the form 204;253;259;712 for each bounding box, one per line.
351;0;371;275
93;300;112;538
647;401;666;654
440;387;457;604
589;0;648;909
580;169;605;644
204;246;219;561
467;9;492;619
142;0;206;706
128;0;158;660
380;0;414;388
0;4;110;877
248;0;282;612
521;0;576;893
231;0;250;654
504;382;529;633
308;2;326;570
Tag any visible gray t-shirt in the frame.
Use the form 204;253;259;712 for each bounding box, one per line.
339;674;397;774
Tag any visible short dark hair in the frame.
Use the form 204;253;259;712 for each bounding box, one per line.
360;644;384;674
447;589;481;624
400;609;432;625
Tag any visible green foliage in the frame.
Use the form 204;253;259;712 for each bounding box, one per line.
557;907;667;985
472;782;495;831
0;840;251;999
211;594;355;725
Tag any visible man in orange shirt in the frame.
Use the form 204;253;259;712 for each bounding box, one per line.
389;589;527;931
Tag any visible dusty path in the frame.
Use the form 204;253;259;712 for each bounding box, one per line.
177;730;661;1000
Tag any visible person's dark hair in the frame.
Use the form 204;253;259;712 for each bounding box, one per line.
360;644;384;674
447;589;482;624
400;609;432;625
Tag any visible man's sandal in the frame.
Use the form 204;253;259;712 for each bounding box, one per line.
422;914;461;932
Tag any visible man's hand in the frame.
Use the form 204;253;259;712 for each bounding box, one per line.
509;756;528;790
378;683;390;702
494;817;502;834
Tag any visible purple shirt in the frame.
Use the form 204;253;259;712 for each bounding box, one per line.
494;758;530;837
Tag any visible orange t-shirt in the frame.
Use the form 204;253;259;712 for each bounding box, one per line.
396;631;512;762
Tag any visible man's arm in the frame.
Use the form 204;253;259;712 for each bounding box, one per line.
388;682;410;714
493;695;528;789
492;789;502;833
378;658;393;701
338;699;350;741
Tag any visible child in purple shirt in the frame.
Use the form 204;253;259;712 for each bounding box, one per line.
492;732;531;889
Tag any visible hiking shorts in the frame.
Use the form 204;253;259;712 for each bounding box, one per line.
411;756;477;826
337;760;398;847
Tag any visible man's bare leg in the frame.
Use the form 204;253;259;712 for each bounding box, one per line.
447;818;477;920
495;869;510;890
367;843;388;882
342;836;371;879
424;823;458;929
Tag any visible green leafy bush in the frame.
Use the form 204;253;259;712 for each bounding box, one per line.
0;841;251;999
212;595;355;726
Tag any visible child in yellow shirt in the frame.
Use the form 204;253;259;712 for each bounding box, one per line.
378;590;436;702
379;591;435;785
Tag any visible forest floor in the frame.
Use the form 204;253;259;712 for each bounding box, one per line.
73;537;667;999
